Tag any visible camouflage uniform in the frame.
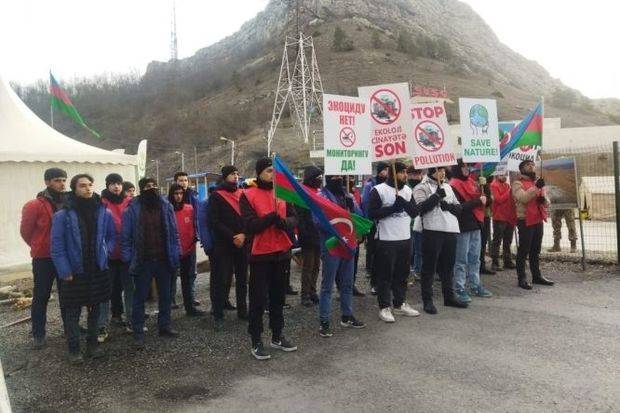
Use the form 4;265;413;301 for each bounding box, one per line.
550;209;577;252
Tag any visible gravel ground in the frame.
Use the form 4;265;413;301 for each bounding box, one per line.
1;256;618;412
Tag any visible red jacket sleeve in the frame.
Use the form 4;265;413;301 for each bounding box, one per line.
491;184;511;204
20;200;39;246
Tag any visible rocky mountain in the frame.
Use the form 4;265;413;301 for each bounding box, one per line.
18;0;618;177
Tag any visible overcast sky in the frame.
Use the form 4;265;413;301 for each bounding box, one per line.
2;0;618;99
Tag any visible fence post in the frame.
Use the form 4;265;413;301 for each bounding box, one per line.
613;141;620;265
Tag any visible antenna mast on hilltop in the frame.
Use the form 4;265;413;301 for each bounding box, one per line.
267;2;324;156
170;0;178;61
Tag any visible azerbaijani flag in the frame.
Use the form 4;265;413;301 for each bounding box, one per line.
273;155;373;259
49;72;100;138
479;102;543;176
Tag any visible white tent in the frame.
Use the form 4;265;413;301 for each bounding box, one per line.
0;75;138;271
579;176;616;221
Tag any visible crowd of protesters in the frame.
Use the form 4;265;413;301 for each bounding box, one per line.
19;156;553;363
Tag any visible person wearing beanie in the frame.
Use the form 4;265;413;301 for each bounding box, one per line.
123;181;136;198
20;167;68;350
315;175;366;337
50;174;116;364
361;161;390;294
207;165;249;330
297;165;323;307
512;160;554;289
368;162;420;323
240;157;298;360
172;171;201;308
490;171;517;271
449;161;493;304
167;184;206;318
96;173;134;342
121;177;181;349
413;166;469;314
407;166;426;280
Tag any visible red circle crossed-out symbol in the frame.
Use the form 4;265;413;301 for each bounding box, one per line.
415;120;445;153
339;127;356;147
370;89;401;125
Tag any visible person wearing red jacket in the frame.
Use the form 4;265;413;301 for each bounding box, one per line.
169;183;206;317
97;173;134;342
240;158;298;360
20;167;68;349
490;172;517;272
512;160;554;290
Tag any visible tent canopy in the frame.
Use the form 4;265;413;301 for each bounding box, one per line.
0;75;136;165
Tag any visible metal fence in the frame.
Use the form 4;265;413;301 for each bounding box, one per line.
537;142;619;264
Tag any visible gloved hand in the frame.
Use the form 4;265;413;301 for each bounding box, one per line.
393;196;407;211
345;196;355;212
478;176;487;186
436;187;447;199
440;200;450;211
535;178;545;189
537;196;547;205
264;212;279;225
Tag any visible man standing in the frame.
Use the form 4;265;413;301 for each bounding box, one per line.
174;172;200;307
207;165;249;329
317;175;366;337
98;173;133;342
296;166;323;307
449;161;493;303
169;184;206;317
479;176;496;275
20;168;68;349
413;167;469;315
490;171;517;271
240;158;297;360
51;174;115;364
123;181;136;198
512;160;554;289
548;209;577;253
368;162;420;323
361;161;389;294
121;177;181;348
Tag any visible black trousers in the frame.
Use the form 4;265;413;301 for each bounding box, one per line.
211;246;248;319
491;220;515;264
374;239;411;309
248;259;287;345
420;230;457;303
172;252;197;313
480;216;491;266
516;220;543;281
31;258;65;339
109;259;125;318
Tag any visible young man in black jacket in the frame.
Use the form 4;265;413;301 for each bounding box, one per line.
207;165;248;330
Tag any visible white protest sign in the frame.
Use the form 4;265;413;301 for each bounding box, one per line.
410;102;457;168
459;98;500;163
322;94;372;175
358;82;414;161
506;146;540;172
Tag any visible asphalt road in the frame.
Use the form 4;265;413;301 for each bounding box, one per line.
1;260;618;412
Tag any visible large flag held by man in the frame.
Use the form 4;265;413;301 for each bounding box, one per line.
273;155;373;259
49;72;101;138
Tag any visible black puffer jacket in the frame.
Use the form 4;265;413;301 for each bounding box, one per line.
450;163;483;232
296;166;322;248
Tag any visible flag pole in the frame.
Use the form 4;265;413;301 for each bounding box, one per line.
50;102;54;129
539;96;545;179
391;160;398;195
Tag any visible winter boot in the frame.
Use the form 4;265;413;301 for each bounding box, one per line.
570;240;577;253
548;239;561;253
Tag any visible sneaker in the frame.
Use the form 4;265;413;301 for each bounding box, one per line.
283;303;292;310
310;294;320;304
393;303;420;317
286;286;299;296
370;287;377;296
158;328;180;338
97;327;108;343
251;342;271;360
85;343;105;359
224;301;237;311
455;290;472;303
126;325;148;334
110;316;125;326
340;316;366;329
33;336;46;350
270;336;298;352
193;300;201;307
134;335;146;350
472;286;493;298
423;301;438;315
319;321;333;338
67;351;84;365
352;286;366;297
444;296;469;308
378;307;395;323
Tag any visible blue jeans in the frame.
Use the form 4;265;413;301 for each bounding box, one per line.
31;258;66;339
454;230;483;292
319;249;354;323
132;259;173;336
99;260;133;328
412;231;423;274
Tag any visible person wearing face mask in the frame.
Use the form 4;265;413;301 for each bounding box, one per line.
361;162;390;294
512;160;554;289
240;158;298;360
315;175;366;337
413;166;469;315
368;162;420;323
51;174;116;364
121;177;181;349
21;168;68;350
490;171;517;271
297;165;323;307
407;166;425;280
449;160;493;303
